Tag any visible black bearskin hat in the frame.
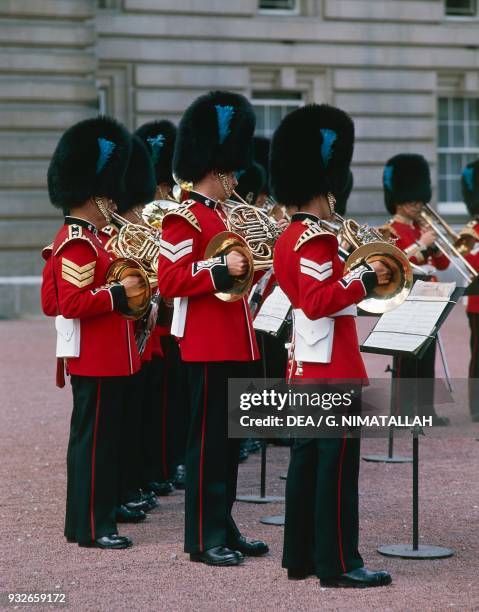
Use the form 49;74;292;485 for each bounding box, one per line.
117;135;156;214
135;120;176;187
48;116;131;210
461;159;479;217
334;170;353;217
173;90;255;184
383;154;432;215
270;104;354;208
253;136;271;195
236;163;266;205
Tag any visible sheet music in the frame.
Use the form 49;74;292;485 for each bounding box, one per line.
374;300;447;337
362;282;453;354
253;286;291;334
363;331;428;353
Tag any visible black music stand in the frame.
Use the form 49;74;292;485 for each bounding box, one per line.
236;332;285;504
361;287;462;559
362;359;412;464
236;441;285;504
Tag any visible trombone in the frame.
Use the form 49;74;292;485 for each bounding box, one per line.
419;204;478;284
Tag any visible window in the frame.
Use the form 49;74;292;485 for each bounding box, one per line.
98;0;119;9
259;0;298;12
438;97;479;205
252;93;302;137
445;0;477;17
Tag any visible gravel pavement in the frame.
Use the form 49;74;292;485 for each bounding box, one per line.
0;308;478;611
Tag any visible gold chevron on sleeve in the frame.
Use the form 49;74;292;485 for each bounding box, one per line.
61;258;96;288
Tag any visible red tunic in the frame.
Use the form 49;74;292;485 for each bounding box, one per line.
465;221;479;313
390;216;449;271
47;217;141;377
273;214;376;380
157;192;259;362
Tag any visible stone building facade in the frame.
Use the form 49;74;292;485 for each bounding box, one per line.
1;0;479;316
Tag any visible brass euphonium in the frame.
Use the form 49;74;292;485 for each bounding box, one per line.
105;212;162;319
204;191;282;302
322;212;413;314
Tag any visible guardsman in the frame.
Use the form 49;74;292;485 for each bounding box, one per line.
135;120;188;494
461;160;479;421
157;91;269;566
100;135;158;522
44;116;145;549
271;104;392;587
382;154;450;425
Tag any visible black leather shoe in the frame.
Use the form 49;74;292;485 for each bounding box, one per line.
116;505;146;523
230;536;269;557
190;546;243;566
145;480;175;496
125;498;149;512
239;445;249;463
172;465;186;490
320;567;392;588
80;534;132;549
142;491;159;511
245;439;262;453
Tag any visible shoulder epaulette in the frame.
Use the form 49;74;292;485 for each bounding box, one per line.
164;203;201;232
41;242;54;261
294;219;335;252
54;225;98;257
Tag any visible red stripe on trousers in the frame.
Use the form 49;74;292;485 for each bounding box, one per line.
90;380;102;541
199;364;208;551
337;434;347;573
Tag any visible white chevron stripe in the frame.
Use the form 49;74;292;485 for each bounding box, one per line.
300;257;332;274
300;265;333;282
160;238;193;254
160;245;192;263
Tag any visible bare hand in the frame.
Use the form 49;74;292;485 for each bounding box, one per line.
121;275;146;297
277;218;289;232
370;261;392;286
226;250;249;277
419;229;436;248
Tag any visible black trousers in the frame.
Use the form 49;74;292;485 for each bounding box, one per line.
183;361;253;553
468;313;479;418
65;375;127;544
282;435;364;579
159;337;188;480
394;339;437;417
141;346;188;484
119;367;147;504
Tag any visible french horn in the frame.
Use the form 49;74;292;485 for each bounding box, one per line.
205;192;282;302
322;213;413;314
105;212;161;319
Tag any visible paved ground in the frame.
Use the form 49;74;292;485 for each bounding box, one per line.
1;308;479;611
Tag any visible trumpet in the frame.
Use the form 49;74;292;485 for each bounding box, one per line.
322;213;413;314
419;204;477;284
105;212;161;319
204;191;282;302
